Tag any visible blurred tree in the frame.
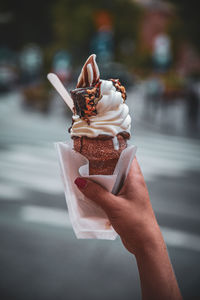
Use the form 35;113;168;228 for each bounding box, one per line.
0;0;143;69
0;0;54;49
167;0;200;52
51;0;143;67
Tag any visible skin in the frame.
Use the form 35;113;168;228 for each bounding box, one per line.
74;157;182;300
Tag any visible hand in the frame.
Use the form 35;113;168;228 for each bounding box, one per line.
74;157;182;299
74;157;160;255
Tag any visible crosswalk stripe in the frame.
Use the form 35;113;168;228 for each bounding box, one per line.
135;137;200;151
0;152;58;169
0;126;199;197
1;135;199;161
20;205;71;227
0;169;62;194
1;148;199;168
19;205;200;252
0;183;26;200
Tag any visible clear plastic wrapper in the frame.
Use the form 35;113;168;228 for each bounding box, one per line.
55;141;137;240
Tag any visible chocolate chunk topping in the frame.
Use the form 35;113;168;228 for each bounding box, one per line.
70;82;101;120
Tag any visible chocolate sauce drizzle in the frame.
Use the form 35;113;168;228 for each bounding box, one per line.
77;54;100;88
70;55;101;126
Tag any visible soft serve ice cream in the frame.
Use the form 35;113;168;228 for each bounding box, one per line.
70;56;131;139
70;54;131;175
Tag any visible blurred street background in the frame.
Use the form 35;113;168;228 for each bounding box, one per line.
0;0;200;299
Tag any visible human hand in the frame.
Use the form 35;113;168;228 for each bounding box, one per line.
74;158;182;299
74;157;161;255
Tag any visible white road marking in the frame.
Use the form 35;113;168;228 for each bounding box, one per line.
0;183;26;200
0;131;200;198
20;205;200;252
161;227;200;252
20;205;71;227
0;168;63;194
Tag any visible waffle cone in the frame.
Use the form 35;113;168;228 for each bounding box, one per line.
73;133;129;175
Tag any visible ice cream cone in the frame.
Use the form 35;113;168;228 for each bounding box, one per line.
69;54;131;175
73;133;129;175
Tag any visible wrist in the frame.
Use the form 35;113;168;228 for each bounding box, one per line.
121;218;163;256
134;223;165;259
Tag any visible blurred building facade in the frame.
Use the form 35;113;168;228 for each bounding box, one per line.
135;0;200;76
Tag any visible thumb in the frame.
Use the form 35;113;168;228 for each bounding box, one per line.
74;177;117;213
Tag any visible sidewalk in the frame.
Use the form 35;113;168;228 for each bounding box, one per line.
129;84;200;139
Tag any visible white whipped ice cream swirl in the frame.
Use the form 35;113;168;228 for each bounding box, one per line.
70;79;131;138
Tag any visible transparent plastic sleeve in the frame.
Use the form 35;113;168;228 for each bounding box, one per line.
55;141;137;240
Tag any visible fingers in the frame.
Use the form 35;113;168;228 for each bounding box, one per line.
128;157;143;177
74;177;117;213
118;157;145;196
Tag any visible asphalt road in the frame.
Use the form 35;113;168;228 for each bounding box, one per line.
0;90;200;300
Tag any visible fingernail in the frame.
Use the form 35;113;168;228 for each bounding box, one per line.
74;177;87;189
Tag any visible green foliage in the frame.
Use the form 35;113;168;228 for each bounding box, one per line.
0;0;55;49
51;0;94;62
0;0;143;68
51;0;143;66
167;0;200;51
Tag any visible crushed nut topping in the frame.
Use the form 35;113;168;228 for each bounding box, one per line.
110;79;127;101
